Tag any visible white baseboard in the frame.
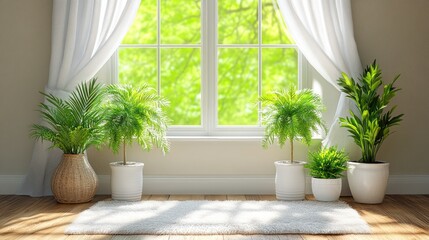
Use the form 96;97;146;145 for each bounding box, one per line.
1;174;429;195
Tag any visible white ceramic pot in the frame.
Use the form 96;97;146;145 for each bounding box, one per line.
311;177;342;202
347;161;389;204
110;162;144;201
275;160;306;201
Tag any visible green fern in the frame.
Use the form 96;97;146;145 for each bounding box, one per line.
306;146;349;179
103;84;170;165
260;87;326;163
338;61;403;163
30;79;106;154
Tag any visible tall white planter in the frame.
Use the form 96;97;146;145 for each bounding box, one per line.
312;178;342;202
275;161;306;201
347;161;389;204
110;162;144;201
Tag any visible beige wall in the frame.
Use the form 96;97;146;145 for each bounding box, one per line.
0;0;52;174
352;0;429;174
0;0;428;177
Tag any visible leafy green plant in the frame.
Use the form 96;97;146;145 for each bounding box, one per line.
260;87;325;163
103;84;170;165
305;146;349;179
338;61;403;163
31;79;106;154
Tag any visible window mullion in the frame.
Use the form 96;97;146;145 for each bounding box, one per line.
205;0;217;135
157;0;161;96
201;0;209;134
258;0;263;127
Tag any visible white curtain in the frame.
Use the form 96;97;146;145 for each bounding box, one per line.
21;0;140;196
276;0;362;152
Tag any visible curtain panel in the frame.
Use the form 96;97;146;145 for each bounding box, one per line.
21;0;140;196
276;0;362;152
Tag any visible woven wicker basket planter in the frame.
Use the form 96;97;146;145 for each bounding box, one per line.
51;154;98;203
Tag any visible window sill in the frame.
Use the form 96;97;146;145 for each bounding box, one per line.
167;135;324;142
167;136;264;142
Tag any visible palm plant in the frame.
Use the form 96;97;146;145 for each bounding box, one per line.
338;61;403;163
306;146;349;179
103;84;169;165
31;79;105;154
260;87;325;163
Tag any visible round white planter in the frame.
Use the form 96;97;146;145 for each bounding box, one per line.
347;161;389;204
311;177;342;202
110;162;144;201
275;160;306;201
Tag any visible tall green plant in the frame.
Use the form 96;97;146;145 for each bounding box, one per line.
30;79;106;154
338;61;403;163
260;87;325;163
305;146;349;179
103;84;170;165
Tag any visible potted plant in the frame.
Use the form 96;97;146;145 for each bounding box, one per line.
31;79;105;203
305;146;348;201
338;61;403;204
103;83;169;201
260;87;325;200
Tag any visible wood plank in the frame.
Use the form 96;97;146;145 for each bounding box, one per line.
168;195;205;201
140;195;151;201
226;195;247;200
205;195;227;201
149;195;169;201
245;195;260;201
259;195;277;201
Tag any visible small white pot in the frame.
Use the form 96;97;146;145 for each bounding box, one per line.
311;177;342;202
347;161;389;204
275;160;306;201
110;162;144;201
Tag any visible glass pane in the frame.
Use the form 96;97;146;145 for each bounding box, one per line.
161;48;201;125
118;48;158;90
262;0;294;44
122;0;157;44
218;48;258;125
218;0;258;44
161;0;201;44
262;48;298;95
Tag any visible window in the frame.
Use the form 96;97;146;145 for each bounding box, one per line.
116;0;302;136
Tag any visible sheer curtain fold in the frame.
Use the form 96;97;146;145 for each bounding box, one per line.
276;0;362;151
21;0;140;196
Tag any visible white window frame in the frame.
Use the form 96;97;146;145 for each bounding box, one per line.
107;0;307;137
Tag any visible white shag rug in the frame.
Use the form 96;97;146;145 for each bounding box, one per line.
66;200;370;235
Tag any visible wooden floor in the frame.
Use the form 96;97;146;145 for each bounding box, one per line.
0;195;428;240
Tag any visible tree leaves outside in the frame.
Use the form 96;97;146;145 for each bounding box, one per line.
119;0;298;126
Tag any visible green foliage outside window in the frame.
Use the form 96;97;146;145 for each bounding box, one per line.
119;0;298;127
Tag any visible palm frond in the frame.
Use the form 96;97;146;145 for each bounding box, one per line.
103;83;170;164
260;87;326;162
30;78;106;154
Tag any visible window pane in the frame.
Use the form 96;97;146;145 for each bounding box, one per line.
161;48;201;125
218;0;258;44
218;48;258;125
161;0;201;44
262;0;294;44
118;48;158;89
122;0;157;44
262;48;298;95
